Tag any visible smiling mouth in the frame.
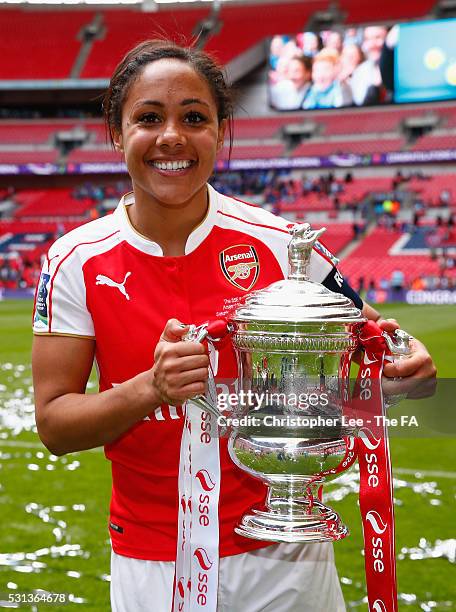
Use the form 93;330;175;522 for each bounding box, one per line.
148;160;195;172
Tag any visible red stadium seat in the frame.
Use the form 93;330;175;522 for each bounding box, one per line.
292;138;404;157
66;148;123;163
13;188;94;218
219;144;285;160
339;227;445;286
0;150;58;164
0;10;93;79
81;9;206;78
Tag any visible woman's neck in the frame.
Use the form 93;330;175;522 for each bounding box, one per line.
127;187;209;256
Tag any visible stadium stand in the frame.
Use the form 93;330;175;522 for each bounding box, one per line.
0;122;65;145
80;8;207;78
315;106;456;136
1;2;455;295
340;0;435;22
0;150;58;164
1;166;455;290
233;117;298;140
66;149;123;163
0;120;107;145
339;226;453;289
337;177;395;203
219;144;285;160
315;223;355;255
12;189;95;219
2;102;454;167
406;174;455;208
0;10;94;79
291;137;405;157
0;0;438;80
410;133;456;151
0;220;81;234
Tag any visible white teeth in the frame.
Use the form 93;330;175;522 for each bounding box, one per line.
153;160;192;171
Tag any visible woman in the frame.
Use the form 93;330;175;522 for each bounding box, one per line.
32;40;435;612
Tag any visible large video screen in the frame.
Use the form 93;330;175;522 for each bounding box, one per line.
268;19;456;111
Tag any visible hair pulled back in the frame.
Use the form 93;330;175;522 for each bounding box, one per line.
103;39;234;149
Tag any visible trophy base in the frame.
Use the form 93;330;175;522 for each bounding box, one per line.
235;499;348;543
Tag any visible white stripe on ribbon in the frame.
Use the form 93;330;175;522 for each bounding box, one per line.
174;344;221;612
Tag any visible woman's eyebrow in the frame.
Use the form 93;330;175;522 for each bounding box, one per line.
133;98;210;109
181;98;210;108
133;99;163;109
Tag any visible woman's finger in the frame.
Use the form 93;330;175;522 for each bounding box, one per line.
159;319;189;342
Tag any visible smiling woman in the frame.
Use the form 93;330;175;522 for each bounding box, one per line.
111;61;226;254
31;39;436;612
103;41;232;256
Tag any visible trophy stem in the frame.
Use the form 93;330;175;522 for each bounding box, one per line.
235;478;349;543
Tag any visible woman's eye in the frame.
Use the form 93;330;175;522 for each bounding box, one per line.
138;113;160;124
184;111;206;124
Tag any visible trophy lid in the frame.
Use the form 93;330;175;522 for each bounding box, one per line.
231;224;365;324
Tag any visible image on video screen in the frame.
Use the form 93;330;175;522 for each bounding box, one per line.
268;19;456;112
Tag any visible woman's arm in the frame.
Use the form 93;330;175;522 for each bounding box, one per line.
33;320;209;456
362;302;381;322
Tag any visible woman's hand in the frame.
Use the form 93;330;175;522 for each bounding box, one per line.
152;319;210;406
377;318;437;399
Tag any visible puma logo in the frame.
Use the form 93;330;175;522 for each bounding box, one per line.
96;272;131;300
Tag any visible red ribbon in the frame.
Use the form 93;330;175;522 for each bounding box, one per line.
355;321;398;612
286;319;398;610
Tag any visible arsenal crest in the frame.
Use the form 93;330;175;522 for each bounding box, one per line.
219;245;260;291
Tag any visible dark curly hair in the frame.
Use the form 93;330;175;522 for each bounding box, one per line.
103;39;234;155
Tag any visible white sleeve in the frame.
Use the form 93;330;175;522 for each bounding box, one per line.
309;240;339;282
33;241;94;338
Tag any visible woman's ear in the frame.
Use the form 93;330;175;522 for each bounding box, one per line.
112;128;124;154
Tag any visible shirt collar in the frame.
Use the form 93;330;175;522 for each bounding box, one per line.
114;184;220;256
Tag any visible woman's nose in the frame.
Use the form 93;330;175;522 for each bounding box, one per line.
156;121;186;148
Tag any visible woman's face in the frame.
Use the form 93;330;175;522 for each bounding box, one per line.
113;59;226;211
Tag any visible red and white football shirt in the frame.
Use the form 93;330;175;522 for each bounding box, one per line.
33;185;358;561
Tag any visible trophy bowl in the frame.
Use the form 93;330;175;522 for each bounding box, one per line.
226;224;365;543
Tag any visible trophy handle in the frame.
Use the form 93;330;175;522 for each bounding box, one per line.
382;329;414;408
382;328;413;356
182;321;232;419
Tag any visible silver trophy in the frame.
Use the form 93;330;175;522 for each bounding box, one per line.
186;224;411;543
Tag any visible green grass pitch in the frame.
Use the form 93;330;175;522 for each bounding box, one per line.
0;300;455;610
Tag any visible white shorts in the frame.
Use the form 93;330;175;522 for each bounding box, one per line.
110;542;346;612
